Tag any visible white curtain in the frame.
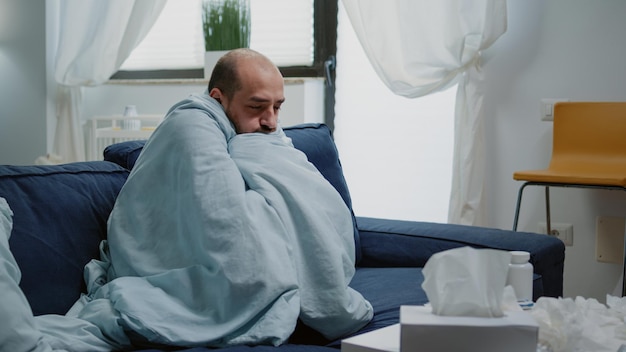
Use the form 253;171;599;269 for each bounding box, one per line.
52;0;166;162
341;0;507;226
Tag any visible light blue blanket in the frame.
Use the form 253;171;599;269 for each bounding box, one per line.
70;93;372;348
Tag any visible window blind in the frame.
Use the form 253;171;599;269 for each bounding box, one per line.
120;0;314;71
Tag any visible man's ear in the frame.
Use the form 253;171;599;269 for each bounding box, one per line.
209;88;223;103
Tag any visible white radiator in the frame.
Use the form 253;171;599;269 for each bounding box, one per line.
86;115;163;161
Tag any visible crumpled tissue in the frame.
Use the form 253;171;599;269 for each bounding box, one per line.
531;295;626;352
422;246;513;317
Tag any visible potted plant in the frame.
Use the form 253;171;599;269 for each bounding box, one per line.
202;0;251;78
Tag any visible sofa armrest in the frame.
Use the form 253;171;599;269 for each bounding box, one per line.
356;216;565;298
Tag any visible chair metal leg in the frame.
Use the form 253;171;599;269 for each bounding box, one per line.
623;215;626;296
513;182;530;231
545;186;552;235
623;233;626;296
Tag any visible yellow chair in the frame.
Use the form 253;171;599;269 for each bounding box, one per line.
512;101;626;294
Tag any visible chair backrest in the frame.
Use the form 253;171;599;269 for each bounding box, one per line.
551;102;626;172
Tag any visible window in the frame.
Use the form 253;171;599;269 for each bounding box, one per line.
112;0;337;80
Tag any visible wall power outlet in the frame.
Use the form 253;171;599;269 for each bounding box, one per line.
538;222;573;246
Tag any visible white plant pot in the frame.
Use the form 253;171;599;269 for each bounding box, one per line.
204;50;229;79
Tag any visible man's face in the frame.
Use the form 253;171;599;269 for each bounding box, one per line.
211;61;285;134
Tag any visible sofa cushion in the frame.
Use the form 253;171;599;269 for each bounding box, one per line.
104;123;362;263
0;162;129;316
339;267;427;342
284;267;427;347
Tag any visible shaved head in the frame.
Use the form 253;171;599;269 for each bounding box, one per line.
208;48;280;100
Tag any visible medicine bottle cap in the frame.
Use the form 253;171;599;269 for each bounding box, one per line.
510;251;530;264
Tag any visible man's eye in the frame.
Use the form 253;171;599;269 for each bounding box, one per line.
274;105;281;111
249;105;262;110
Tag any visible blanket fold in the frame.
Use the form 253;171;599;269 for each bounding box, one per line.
78;93;372;347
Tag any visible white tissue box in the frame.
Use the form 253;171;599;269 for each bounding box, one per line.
400;305;538;352
341;324;399;352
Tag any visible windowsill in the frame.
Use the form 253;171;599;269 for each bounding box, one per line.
106;77;319;86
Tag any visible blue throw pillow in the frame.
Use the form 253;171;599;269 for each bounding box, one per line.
0;162;129;315
102;140;145;170
104;123;362;264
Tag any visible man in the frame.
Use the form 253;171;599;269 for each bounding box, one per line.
0;49;372;351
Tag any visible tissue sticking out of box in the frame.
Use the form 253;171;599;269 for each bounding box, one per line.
422;246;512;318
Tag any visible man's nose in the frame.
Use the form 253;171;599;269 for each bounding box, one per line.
260;109;278;132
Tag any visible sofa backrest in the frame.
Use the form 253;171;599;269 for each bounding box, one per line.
105;123;362;262
0;162;129;315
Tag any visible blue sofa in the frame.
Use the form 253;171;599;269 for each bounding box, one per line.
0;123;564;351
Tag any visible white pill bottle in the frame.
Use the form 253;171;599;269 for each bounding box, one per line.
506;250;533;303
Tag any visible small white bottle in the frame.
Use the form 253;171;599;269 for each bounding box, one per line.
122;105;141;131
506;251;533;306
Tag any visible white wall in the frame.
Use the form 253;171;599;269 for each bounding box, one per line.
483;0;626;300
0;0;47;165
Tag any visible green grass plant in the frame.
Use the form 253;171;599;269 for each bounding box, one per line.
202;0;250;51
